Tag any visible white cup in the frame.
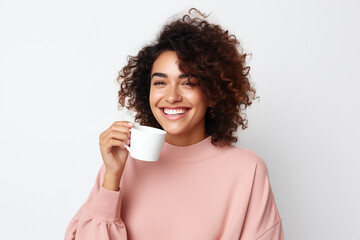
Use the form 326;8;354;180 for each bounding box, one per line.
124;125;167;162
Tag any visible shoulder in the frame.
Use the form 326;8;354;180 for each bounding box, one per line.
214;145;271;181
219;145;268;169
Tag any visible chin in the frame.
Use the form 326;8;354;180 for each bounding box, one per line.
160;125;185;135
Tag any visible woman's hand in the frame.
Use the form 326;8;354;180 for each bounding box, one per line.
99;121;133;190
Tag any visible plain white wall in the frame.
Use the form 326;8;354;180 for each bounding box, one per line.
1;0;359;239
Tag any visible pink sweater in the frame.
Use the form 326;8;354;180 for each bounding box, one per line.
65;136;284;240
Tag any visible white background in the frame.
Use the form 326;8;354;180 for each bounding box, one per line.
1;0;359;239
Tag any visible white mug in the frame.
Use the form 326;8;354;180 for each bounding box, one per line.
124;125;167;162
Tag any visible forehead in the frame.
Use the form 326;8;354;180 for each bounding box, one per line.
151;51;181;73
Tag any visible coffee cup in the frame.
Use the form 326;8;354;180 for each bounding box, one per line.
124;124;167;162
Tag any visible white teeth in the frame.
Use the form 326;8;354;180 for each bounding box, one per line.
163;108;189;115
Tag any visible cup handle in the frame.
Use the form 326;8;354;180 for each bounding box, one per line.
123;127;132;152
123;142;131;152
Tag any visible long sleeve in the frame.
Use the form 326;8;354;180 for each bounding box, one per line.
239;158;285;240
65;139;284;239
64;164;128;240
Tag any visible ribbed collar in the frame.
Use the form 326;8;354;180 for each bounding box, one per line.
158;136;226;164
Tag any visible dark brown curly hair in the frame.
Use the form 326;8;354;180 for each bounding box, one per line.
117;8;258;147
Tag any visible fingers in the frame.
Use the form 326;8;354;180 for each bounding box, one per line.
100;132;129;152
99;121;134;152
109;131;130;145
107;138;127;151
99;121;133;140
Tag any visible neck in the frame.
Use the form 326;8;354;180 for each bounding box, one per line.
160;135;220;164
165;132;209;146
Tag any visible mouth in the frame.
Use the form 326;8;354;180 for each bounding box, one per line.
160;107;191;119
162;107;190;115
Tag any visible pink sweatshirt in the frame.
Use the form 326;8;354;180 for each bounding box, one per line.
65;136;284;240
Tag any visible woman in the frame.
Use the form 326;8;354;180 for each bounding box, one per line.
65;8;284;240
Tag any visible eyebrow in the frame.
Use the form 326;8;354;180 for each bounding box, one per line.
151;72;189;79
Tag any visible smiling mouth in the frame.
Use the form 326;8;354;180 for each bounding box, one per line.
161;108;190;116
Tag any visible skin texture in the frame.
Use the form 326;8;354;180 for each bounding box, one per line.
150;51;209;146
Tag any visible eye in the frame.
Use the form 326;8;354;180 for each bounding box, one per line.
153;81;165;85
182;80;196;86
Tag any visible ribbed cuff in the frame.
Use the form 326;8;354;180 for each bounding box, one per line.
90;186;122;221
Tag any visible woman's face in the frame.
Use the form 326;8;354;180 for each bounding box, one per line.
149;51;209;146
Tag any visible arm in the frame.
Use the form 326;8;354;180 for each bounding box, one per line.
65;121;133;239
64;164;127;240
240;158;285;240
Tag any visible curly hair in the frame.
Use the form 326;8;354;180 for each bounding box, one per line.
117;8;258;147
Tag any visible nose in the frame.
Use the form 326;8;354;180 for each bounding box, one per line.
165;86;182;103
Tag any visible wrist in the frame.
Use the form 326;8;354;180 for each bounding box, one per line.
103;170;122;191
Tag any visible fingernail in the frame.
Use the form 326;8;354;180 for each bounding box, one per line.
128;122;134;127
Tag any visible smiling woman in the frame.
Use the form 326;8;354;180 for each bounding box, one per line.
150;51;209;146
65;8;284;240
117;9;257;148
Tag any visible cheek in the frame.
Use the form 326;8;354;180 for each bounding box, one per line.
185;90;208;109
149;87;155;104
149;89;161;108
149;93;157;117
